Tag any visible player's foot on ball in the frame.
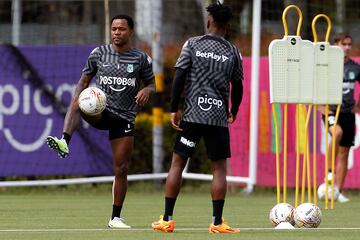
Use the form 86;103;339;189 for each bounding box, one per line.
46;136;69;158
208;218;240;234
152;215;175;232
108;217;131;228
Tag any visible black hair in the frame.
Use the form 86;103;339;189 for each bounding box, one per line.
206;1;233;28
333;33;352;44
111;14;134;30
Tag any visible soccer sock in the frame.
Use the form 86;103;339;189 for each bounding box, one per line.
212;199;225;225
62;132;71;145
163;197;176;221
111;204;122;220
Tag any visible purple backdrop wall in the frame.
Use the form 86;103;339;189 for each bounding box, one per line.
0;45;113;176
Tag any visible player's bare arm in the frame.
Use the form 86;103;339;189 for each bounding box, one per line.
170;112;182;131
135;83;155;106
63;74;92;134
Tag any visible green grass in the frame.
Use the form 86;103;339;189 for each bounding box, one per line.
0;183;359;239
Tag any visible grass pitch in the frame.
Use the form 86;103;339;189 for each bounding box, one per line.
0;182;359;240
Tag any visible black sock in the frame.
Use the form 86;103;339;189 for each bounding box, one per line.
62;132;71;145
111;204;122;220
163;197;176;221
212;199;225;225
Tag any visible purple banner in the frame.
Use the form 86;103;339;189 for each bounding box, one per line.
0;44;113;176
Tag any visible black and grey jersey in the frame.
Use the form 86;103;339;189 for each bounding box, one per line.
175;34;243;127
330;59;360;113
82;45;154;123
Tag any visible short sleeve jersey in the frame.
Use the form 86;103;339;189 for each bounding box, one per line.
330;59;360;113
175;34;243;127
82;45;154;123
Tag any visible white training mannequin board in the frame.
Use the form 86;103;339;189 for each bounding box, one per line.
269;35;315;104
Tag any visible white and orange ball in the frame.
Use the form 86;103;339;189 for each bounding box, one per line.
78;87;106;116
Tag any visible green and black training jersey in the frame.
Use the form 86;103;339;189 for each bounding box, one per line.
83;45;154;123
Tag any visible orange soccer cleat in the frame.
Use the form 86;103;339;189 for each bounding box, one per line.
208;219;240;234
151;215;175;233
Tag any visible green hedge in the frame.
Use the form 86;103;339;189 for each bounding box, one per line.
130;113;211;174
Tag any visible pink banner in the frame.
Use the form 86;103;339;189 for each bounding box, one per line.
230;57;360;189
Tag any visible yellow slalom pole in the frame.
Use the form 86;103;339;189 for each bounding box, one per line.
281;4;303;205
295;105;300;207
312;14;333;209
300;105;312;203
305;105;313;203
283;104;288;203
324;105;329;209
272;104;281;204
331;105;341;209
313;106;318;205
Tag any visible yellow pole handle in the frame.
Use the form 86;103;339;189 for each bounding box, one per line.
311;14;332;43
282;5;303;36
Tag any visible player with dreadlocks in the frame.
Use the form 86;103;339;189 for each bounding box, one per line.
151;1;243;233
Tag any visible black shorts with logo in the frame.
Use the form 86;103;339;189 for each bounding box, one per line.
82;109;134;140
322;112;355;147
173;121;230;161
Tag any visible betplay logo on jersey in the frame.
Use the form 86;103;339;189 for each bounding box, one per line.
195;51;228;62
197;94;223;111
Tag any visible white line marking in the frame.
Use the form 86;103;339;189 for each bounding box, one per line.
1;227;360;232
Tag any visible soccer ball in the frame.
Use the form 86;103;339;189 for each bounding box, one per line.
317;182;340;201
269;203;295;227
78;87;106;116
294;203;322;228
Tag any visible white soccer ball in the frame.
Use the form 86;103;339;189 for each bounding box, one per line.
317;182;340;201
294;203;322;228
78;87;106;116
269;203;295;227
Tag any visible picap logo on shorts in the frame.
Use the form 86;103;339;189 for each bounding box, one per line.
197;94;223;111
180;137;196;148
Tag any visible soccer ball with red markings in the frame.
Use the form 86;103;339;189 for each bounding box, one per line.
78;87;106;116
269;203;295;227
294;203;322;228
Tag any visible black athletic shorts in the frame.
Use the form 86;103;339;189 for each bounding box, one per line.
322;112;355;147
173;121;230;161
82;109;134;140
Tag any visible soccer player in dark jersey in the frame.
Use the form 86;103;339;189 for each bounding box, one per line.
46;14;155;228
322;33;360;203
152;2;243;234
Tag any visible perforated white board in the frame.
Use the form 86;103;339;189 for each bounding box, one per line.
313;42;344;104
269;36;315;104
